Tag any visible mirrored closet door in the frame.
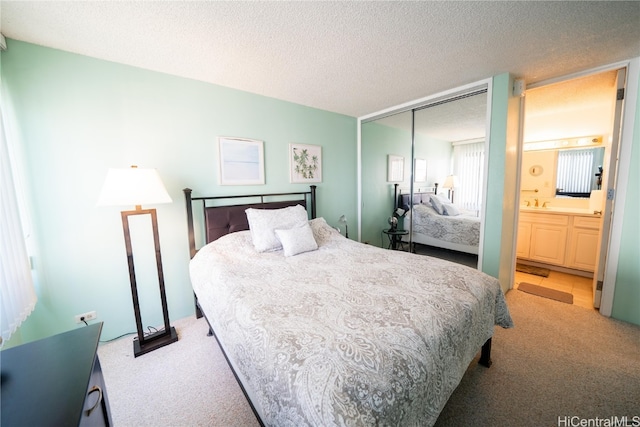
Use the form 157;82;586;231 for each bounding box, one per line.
360;87;489;268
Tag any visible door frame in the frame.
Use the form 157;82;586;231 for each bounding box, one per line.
517;58;639;317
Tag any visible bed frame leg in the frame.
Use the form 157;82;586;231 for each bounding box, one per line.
479;338;492;367
194;293;203;319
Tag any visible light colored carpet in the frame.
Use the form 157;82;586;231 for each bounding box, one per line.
98;316;259;427
99;290;640;426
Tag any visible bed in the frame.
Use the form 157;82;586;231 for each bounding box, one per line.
185;187;513;427
398;191;481;255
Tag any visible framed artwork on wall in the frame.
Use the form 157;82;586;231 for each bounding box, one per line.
414;158;427;182
290;143;322;183
218;137;265;185
387;155;404;182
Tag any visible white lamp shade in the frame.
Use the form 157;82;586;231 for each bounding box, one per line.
441;175;459;189
97;167;172;208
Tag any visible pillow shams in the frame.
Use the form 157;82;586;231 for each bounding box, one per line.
275;222;318;257
245;205;308;252
430;196;445;215
443;202;460;216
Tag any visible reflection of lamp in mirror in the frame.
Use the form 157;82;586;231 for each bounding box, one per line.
338;215;348;238
442;175;459;203
98;165;178;357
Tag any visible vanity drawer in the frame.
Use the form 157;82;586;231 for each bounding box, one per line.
573;216;601;229
528;213;569;226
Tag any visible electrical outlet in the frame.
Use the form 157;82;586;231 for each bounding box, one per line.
75;311;97;324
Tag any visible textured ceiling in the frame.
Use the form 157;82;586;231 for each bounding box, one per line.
1;1;639;118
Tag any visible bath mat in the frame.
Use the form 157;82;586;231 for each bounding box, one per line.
518;282;573;304
516;263;550;277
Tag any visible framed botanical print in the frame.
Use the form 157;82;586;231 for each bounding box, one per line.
290;143;322;183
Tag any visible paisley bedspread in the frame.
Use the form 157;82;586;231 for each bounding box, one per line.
410;203;481;247
189;218;513;427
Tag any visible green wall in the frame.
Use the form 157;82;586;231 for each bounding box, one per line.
482;74;510;281
1;40;357;345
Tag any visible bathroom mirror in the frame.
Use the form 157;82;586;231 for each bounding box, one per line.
521;145;604;198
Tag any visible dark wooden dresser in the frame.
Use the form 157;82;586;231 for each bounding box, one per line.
1;322;112;426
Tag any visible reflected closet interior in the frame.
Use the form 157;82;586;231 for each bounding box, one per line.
360;88;488;268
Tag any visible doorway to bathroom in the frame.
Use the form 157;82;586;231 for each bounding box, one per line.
514;67;627;311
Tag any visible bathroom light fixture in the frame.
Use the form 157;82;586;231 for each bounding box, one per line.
98;165;177;357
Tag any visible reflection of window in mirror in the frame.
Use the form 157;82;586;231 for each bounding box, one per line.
387;155;404;182
556;147;604;198
414;158;427;182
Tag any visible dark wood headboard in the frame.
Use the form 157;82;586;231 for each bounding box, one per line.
183;186;317;259
395;183;438;211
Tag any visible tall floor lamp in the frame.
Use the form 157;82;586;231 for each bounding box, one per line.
98;166;178;357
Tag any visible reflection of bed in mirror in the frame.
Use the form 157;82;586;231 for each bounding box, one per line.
398;191;481;255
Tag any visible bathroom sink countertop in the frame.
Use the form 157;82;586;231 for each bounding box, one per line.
519;206;601;216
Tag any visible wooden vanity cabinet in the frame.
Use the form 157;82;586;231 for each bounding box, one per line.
567;216;601;272
517;211;601;273
516;221;532;258
529;214;569;265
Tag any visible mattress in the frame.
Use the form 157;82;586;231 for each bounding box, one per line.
189;217;513;426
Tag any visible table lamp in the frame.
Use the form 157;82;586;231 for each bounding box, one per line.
442;175;459;203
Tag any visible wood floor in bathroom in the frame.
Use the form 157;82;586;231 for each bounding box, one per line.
514;270;594;309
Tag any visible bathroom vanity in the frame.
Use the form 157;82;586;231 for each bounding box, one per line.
517;207;602;274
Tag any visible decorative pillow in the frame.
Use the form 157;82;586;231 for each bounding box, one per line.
443;202;461;216
245;205;308;252
275;222;318;257
430;196;445;215
308;217;340;244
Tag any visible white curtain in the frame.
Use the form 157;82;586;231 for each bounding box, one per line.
556;149;595;194
452;141;484;214
1;106;37;346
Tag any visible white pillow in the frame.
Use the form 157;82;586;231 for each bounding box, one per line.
443;202;460;216
430;196;445;215
275;222;319;257
245;205;308;252
435;192;451;203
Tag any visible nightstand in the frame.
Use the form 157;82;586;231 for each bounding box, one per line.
1;322;112;426
383;228;409;250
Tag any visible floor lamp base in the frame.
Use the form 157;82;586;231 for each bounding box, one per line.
133;326;178;357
